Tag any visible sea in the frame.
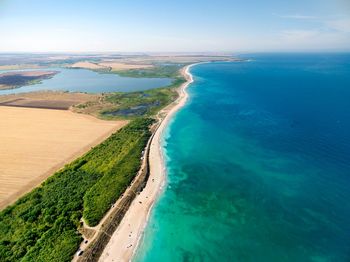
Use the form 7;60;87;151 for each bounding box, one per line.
134;53;350;262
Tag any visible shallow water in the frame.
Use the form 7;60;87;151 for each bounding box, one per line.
0;68;172;95
134;54;350;262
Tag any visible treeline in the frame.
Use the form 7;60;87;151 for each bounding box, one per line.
82;118;152;225
0;118;154;262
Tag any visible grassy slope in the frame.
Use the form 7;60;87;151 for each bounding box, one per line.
0;118;153;262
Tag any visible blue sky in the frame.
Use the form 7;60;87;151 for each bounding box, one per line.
0;0;349;52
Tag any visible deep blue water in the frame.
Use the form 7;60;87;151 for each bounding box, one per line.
134;54;350;262
0;68;172;95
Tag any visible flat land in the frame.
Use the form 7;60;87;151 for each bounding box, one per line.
0;106;127;209
0;54;238;72
69;60;154;71
1;71;57;77
0;64;42;70
107;55;237;64
0;70;58;90
0;91;99;110
0;98;81;110
69;61;107;70
98;62;153;71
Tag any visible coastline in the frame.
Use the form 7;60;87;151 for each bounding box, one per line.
99;64;195;262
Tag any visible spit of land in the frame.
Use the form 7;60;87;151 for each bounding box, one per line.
0;70;58;90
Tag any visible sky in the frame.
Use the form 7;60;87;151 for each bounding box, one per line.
0;0;350;52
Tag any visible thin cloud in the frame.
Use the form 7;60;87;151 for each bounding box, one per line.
326;19;350;33
275;14;317;20
275;28;350;51
280;29;319;42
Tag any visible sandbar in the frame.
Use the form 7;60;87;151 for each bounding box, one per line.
99;64;194;262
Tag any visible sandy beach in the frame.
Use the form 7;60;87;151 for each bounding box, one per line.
99;64;194;262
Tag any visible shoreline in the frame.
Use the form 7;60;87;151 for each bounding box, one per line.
99;64;195;262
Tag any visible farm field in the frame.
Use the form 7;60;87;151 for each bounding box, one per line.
0;106;127;209
0;118;152;262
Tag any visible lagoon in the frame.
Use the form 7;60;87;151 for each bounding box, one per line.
0;67;172;95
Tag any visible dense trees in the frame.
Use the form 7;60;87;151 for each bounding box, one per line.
83;118;153;225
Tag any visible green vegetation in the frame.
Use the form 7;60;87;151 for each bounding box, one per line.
0;118;154;262
0;71;58;90
115;64;185;78
74;65;186;119
99;87;179;119
82;118;153;225
0;62;187;261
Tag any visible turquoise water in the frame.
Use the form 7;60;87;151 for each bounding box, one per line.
0;68;172;95
134;54;350;262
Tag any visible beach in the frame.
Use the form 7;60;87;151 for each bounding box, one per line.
99;64;194;262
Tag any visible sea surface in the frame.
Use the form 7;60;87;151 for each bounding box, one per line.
0;68;172;95
134;54;350;262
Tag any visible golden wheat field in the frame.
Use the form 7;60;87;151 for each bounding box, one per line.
0;106;127;209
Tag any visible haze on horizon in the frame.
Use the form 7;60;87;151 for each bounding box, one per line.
0;0;350;53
